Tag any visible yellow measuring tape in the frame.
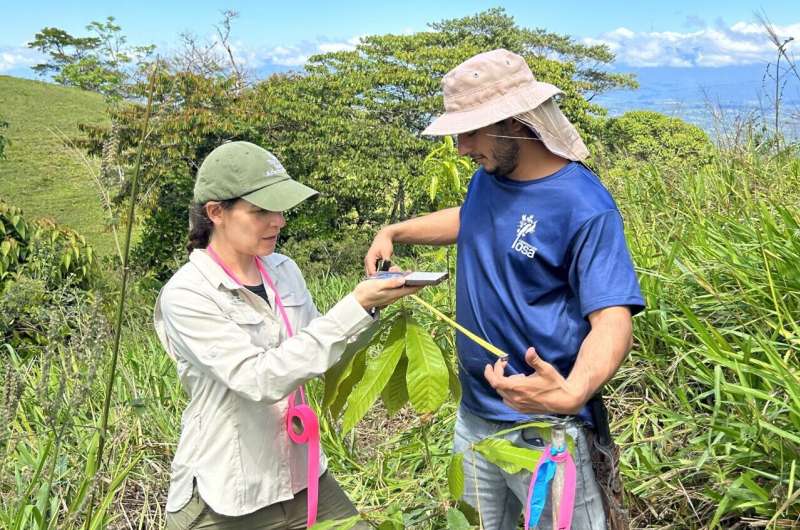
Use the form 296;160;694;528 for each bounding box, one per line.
410;295;509;359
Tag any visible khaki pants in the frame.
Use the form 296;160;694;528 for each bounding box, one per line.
165;471;369;529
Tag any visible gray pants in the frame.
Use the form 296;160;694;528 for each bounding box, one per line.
165;471;368;529
453;406;607;530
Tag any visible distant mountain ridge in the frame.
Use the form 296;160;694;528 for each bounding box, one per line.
595;65;800;137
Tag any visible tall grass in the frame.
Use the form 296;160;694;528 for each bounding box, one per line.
606;146;800;527
1;141;798;528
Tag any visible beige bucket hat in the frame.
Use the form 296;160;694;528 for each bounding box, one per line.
423;49;589;161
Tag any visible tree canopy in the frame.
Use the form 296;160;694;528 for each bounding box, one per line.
79;8;635;277
28;17;155;101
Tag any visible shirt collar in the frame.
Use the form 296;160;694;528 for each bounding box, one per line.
189;249;291;291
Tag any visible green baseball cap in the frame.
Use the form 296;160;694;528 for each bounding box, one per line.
193;141;318;211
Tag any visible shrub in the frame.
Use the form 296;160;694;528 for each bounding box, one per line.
598;110;714;176
0;200;98;355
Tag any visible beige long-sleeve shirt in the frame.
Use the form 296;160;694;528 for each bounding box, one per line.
154;249;374;516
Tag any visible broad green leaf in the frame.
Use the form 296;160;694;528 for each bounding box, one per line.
381;355;409;416
448;452;465;500
473;438;541;474
342;318;406;434
323;331;376;411
328;349;368;420
446;508;472;530
404;317;449;413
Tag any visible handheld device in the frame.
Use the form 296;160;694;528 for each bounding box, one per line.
403;271;449;286
370;260;449;286
367;270;449;286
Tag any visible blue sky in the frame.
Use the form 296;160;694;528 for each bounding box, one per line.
2;1;800;76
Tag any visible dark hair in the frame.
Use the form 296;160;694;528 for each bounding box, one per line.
187;199;237;253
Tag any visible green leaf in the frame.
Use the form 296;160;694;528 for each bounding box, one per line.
327;349;368;420
429;174;438;201
473;438;541;474
342;317;406;434
381;355;409;416
446;508;472;530
443;349;462;402
376;503;405;530
323;342;365;411
448;452;465;500
404;317;449;413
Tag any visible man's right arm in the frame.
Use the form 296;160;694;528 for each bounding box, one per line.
365;207;460;274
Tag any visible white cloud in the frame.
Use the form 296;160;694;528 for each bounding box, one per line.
318;35;362;54
318;42;354;53
0;46;41;73
233;35;364;70
584;20;800;67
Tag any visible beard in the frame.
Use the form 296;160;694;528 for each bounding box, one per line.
487;137;519;176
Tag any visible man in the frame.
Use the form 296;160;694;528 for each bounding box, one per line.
364;49;644;529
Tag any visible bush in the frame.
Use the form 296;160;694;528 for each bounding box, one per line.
0;200;98;355
598;110;714;176
279;231;375;279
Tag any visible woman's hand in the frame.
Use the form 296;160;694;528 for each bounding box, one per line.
353;266;421;310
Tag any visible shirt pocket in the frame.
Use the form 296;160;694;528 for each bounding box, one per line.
225;305;264;325
277;290;309;332
223;304;279;350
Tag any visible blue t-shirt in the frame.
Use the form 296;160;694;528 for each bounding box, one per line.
456;162;644;424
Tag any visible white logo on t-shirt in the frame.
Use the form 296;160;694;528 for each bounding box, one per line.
512;214;538;259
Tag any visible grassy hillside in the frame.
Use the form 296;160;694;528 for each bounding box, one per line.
0;76;114;255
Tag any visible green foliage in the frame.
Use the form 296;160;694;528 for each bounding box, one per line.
447;452;465;500
445;507;472;530
130;172;194;278
607;145;800;526
28;17;155;101
473;438;543;474
330;310;451;434
280;231;376;279
80;8;632;278
416;136;471;210
403;316;450;413
598;110;714;175
0;200;97;355
341;318;407;434
0;201;96;290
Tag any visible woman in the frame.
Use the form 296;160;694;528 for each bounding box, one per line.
154;141;418;529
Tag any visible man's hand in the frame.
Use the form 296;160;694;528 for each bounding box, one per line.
484;307;634;415
483;347;586;415
364;228;394;276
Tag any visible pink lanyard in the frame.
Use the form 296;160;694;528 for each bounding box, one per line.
206;246;321;528
524;443;577;530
